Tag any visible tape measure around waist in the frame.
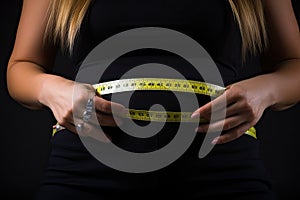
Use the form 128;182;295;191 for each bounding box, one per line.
94;78;225;97
53;78;257;139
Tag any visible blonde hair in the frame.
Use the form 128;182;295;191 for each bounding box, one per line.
228;0;268;58
45;0;268;57
45;0;92;52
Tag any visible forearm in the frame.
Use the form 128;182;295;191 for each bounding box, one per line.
7;61;72;110
263;59;300;111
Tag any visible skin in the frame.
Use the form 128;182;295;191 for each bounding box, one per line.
193;0;300;144
7;0;125;142
7;0;300;144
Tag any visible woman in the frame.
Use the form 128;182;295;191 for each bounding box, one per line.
7;0;300;199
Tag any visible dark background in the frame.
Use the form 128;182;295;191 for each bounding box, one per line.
1;1;299;199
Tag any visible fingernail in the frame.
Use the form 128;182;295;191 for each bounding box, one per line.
191;112;199;119
212;137;219;145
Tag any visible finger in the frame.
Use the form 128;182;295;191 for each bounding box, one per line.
73;83;96;108
74;104;123;127
94;96;126;116
191;89;237;119
211;122;252;145
60;121;77;135
96;112;123;127
195;114;246;133
56;114;75;131
55;110;111;143
79;110;123;127
201;101;244;122
66;119;112;142
74;122;111;143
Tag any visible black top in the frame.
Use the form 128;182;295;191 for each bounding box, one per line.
54;0;263;115
38;1;275;199
62;0;262;84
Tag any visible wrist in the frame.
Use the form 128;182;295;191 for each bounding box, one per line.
237;74;277;111
255;74;278;109
37;75;74;108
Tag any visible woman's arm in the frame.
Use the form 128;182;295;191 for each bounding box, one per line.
7;0;125;139
193;0;300;144
261;0;300;111
7;0;58;110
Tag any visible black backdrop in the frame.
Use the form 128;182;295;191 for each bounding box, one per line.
1;1;299;199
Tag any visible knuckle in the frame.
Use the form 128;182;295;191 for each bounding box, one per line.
231;85;246;98
57;109;72;126
66;107;73;115
65;110;73;120
58;118;68;126
224;122;232;130
83;83;94;89
74;84;95;104
81;83;95;94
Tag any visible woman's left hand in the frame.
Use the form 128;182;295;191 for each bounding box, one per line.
191;76;275;145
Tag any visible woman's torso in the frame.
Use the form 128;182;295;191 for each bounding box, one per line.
43;1;274;199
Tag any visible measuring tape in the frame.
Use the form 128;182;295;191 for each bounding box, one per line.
53;78;257;139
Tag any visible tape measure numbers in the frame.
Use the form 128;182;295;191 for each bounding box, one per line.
53;78;257;139
94;78;225;97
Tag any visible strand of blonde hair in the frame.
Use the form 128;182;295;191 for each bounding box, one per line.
45;0;268;58
44;0;92;53
229;0;268;58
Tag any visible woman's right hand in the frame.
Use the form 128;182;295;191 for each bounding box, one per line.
39;76;126;142
6;0;126;142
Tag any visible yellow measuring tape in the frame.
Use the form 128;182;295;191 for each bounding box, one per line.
53;78;257;139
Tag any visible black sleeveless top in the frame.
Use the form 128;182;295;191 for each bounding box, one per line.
56;0;264;118
42;1;275;199
60;0;262;84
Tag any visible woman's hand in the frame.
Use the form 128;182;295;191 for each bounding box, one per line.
191;75;275;145
39;76;126;142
